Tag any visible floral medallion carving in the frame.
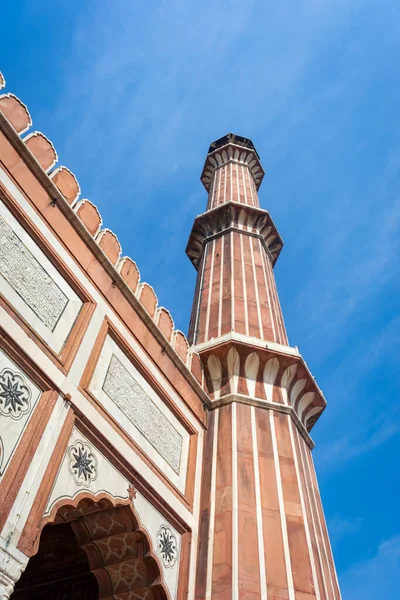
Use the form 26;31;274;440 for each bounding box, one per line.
157;524;178;568
67;440;98;486
0;368;32;420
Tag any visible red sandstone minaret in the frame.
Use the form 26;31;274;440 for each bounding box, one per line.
187;134;341;600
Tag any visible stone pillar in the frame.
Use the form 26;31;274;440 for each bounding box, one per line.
189;134;342;600
0;542;29;599
187;134;287;346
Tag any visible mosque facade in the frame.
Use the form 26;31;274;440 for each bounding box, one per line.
0;71;341;600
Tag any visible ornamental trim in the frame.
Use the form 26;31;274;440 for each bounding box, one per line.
157;524;178;568
67;440;98;486
0;368;32;420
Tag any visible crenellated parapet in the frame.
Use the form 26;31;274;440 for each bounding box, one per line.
0;71;202;386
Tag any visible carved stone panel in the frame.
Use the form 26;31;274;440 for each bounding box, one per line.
0;216;68;331
102;354;183;473
0;196;83;354
88;336;190;492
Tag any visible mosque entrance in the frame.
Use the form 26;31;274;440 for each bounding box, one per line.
11;498;167;600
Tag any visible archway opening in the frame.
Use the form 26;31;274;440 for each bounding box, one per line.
12;520;98;599
12;498;168;600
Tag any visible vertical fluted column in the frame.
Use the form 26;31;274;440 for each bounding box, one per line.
190;134;341;600
198;402;341;600
187;135;287;346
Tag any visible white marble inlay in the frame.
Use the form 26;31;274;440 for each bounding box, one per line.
103;354;183;473
0;216;68;331
0;198;83;354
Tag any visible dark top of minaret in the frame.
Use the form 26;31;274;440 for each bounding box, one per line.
201;132;264;192
207;133;261;160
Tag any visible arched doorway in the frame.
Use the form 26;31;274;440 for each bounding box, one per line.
11;497;168;600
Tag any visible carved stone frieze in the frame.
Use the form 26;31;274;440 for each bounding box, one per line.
102;354;183;473
0;215;68;331
0;545;29;599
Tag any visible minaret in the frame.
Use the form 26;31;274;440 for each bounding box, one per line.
187;134;341;600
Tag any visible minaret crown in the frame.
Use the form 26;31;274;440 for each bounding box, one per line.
201;133;265;192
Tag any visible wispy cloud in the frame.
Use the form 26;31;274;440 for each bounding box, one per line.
317;420;400;472
340;536;400;599
328;513;363;546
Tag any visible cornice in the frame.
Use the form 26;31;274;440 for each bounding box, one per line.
192;331;300;358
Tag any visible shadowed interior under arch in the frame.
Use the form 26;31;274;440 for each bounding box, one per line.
11;498;168;600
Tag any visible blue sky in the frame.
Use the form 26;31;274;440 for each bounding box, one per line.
2;1;400;596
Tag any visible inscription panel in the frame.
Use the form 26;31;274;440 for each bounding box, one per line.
0;194;83;354
0;216;68;331
103;354;182;473
89;335;190;492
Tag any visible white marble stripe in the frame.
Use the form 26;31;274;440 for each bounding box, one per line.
249;171;256;206
234;162;238;204
242;165;248;206
307;449;341;599
288;419;321;600
258;239;277;342
240;234;249;335
193;246;208;344
215;168;220;208
232;402;239;600
304;446;337;600
208;172;216;211
266;263;283;342
188;416;205;600
249;236;264;339
204;239;216;341
231;231;235;331
269;411;295;600
251;407;268;600
223;165;227;205
274;281;288;343
316;484;342;599
296;428;330;600
218;234;224;337
265;255;285;343
304;448;341;598
205;408;219;600
230;161;233;202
